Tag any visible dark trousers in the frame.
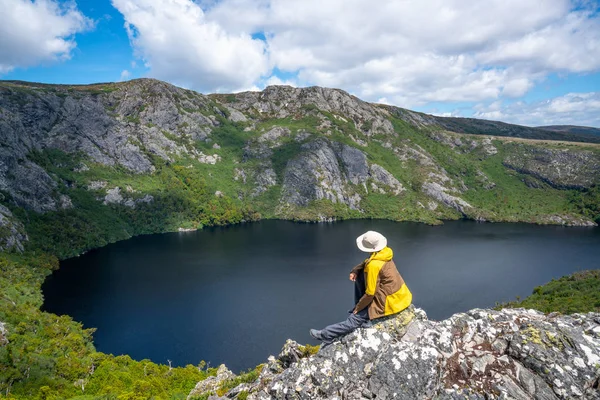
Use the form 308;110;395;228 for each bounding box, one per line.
319;272;370;343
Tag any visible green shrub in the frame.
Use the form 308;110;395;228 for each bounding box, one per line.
496;270;600;314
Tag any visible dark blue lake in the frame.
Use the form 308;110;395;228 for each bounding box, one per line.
42;220;600;372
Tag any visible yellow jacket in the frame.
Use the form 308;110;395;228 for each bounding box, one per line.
351;247;412;320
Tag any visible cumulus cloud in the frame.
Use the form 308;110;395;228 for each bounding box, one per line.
0;0;93;73
120;69;131;81
111;0;600;107
474;92;600;127
111;0;269;93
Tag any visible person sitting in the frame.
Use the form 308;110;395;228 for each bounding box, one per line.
309;230;412;344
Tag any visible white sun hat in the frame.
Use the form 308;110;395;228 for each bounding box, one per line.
356;231;387;252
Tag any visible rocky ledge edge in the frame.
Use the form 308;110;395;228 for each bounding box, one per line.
188;306;600;400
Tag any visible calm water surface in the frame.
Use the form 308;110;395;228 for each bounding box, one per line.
42;220;600;371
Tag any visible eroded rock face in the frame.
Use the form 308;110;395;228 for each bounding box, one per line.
220;85;395;137
392;142;471;215
422;181;472;215
0;157;60;212
282;139;358;208
0;205;28;252
0;79;217;211
280;139;405;211
196;307;600;400
503;145;600;190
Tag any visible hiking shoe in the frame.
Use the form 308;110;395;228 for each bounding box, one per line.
309;329;323;341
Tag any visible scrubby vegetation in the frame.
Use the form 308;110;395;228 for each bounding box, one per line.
17;148;257;259
0;253;216;399
496;270;600;314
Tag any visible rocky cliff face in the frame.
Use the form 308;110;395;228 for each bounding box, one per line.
215;85;395;137
503;145;600;190
189;306;600;400
0;80;221;212
279;138;404;211
0;204;27;252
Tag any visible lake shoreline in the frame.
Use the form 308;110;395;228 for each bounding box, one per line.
43;219;600;371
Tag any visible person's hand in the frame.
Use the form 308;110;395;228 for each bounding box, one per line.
353;310;357;314
349;272;357;281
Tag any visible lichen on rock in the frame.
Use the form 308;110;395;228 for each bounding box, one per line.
193;306;600;400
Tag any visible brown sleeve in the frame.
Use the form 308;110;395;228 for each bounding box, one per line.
354;294;374;313
350;260;366;275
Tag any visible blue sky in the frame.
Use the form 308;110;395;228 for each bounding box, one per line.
1;0;600;127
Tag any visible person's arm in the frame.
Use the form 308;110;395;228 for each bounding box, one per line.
353;265;379;313
349;260;366;280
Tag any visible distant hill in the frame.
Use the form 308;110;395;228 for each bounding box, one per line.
537;125;600;137
377;106;600;144
430;117;600;144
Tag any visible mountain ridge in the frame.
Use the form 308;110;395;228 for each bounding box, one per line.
0;78;599;257
4;78;600;143
538;125;600;137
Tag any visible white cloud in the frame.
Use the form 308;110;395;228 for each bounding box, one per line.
111;0;269;93
473;92;600;127
0;0;92;73
120;69;131;81
111;0;600;106
264;75;297;88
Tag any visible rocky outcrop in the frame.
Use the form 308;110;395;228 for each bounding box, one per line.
0;322;8;346
258;127;291;145
538;214;598;227
392;141;471;215
503;145;600;190
368;164;405;195
188;364;235;400
216;85;395;137
422;181;472;215
194;306;600;400
0;156;62;212
280;139;406;211
0;205;27;252
102;187;154;208
426;131;498;157
0;80;218;211
281;139;362;209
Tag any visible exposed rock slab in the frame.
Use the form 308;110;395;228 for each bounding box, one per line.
280;139;405;211
219;85;394;137
0;79;217;211
195;307;600;400
0;204;28;252
503;145;600;189
282;139;360;209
